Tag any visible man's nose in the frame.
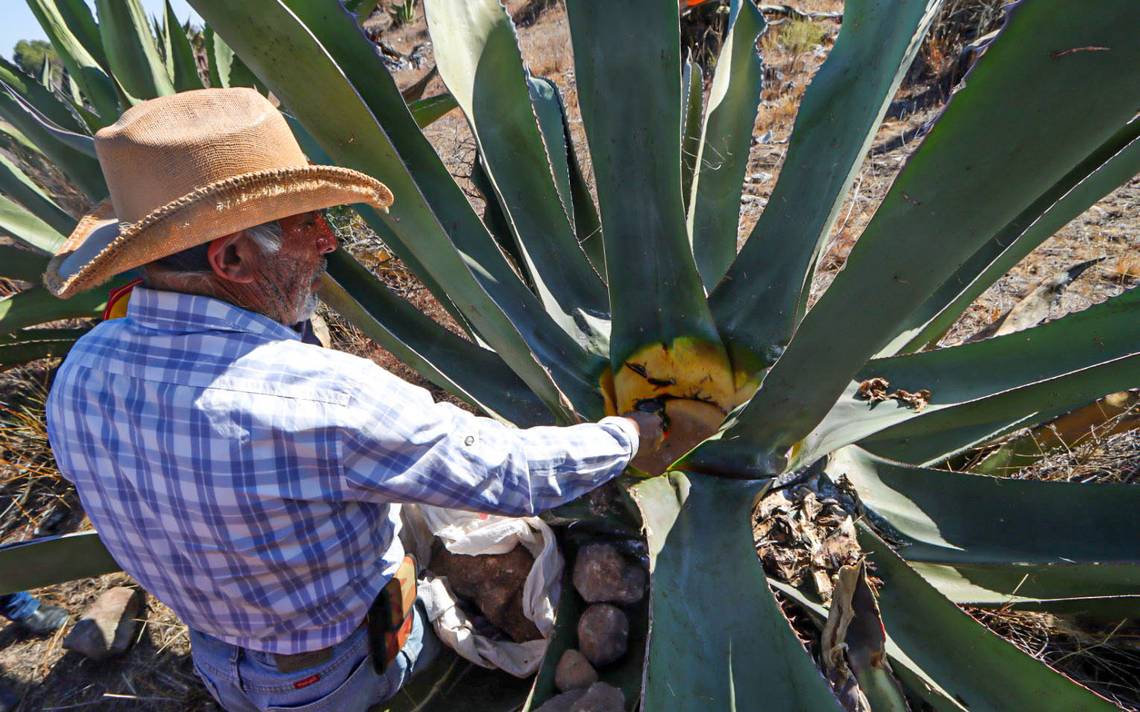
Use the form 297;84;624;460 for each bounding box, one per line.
314;214;337;254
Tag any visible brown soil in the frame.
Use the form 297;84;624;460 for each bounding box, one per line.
1;0;1137;709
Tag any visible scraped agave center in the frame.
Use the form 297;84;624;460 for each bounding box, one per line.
600;338;742;475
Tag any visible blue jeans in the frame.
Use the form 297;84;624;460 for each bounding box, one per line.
0;592;39;622
189;603;439;712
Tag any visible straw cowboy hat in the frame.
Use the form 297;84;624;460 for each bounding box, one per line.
45;88;393;299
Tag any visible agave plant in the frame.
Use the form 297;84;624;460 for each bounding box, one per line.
2;0;1139;709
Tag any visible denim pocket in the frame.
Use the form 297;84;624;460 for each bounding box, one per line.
264;653;390;712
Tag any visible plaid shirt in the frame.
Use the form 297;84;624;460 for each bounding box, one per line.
46;288;636;654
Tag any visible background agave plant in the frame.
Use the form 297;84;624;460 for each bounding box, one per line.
1;0;1138;709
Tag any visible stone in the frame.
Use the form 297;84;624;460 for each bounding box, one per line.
430;543;542;642
533;688;587;712
576;604;628;667
571;682;625;711
554;648;598;692
63;587;145;661
572;542;646;605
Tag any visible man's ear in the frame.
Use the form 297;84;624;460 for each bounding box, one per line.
207;231;259;284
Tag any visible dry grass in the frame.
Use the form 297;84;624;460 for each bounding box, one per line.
967;608;1140;710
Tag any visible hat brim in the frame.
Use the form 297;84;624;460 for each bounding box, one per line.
45;165;393;299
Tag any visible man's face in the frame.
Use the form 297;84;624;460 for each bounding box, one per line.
255;211;337;324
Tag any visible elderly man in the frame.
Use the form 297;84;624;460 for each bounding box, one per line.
44;89;661;711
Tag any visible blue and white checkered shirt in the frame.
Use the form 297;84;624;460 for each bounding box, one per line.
46;288;636;654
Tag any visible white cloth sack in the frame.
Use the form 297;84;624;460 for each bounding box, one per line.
400;504;563;678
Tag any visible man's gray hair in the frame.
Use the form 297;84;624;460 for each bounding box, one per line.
244;220;283;255
144;219;284;289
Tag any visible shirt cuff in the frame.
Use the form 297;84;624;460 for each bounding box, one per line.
598;416;639;460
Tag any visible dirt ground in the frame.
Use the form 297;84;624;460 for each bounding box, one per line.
1;0;1136;709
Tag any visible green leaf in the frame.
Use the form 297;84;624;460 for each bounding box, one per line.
687;0;765;289
48;0;109;68
0;69;106;199
0;284;106;332
407;92;457;128
565;0;722;369
0;55;87;133
96;0;176;99
190;0;604;421
522;562;581;710
883;119;1140;355
679;58;703;216
768;579;969;712
0;245;50;283
0;150;76;234
794;286;1140;466
0;326;87;368
204;26;233;87
38;56;53;89
425;0;610;354
642;474;842;711
319;252;552;426
27;0;121;121
709;0;940;365
834;448;1140;608
0;193;67;254
858;523;1115;710
0;531;120;594
692;0;1140;468
163;0;205;91
379;652;531;711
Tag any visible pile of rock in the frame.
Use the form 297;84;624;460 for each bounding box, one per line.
536;542;648;712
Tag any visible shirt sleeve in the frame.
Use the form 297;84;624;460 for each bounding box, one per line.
339;372;637;516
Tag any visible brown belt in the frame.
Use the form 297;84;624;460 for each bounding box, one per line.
272;555;418;675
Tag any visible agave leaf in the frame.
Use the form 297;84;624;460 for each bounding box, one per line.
163;0;205;91
833;448;1140;609
0;79;97;157
27;0;120;121
39;57;53;89
379;653;531;711
0;327;88;368
690;0;1140;469
884;118;1140;355
768;579;969;712
190;0;604;421
679;57;703;216
0;84;106;200
0;55;87;133
527;77;573;232
0;531;120;595
276;0;609;395
858;354;1140;465
640;474;841;710
565;0;723;371
709;0;941;366
539;77;604;276
425;0;610;354
0;193;67;254
95;0;176;99
792;286;1140;466
319;252;551;426
0;245;50;283
0;151;76;234
46;0;109;69
858;524;1116;710
407;92;457;128
0;285;106;333
687;0;765;289
0;122;42;155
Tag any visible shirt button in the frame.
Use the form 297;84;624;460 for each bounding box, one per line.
464;436;475;446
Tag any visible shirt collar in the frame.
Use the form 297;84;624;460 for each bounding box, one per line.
125;287;301;342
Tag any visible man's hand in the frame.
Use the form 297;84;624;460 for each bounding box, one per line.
621;411;666;474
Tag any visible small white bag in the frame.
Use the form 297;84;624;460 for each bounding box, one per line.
400;504;563;678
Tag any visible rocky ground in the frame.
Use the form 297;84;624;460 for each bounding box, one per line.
0;0;1136;709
